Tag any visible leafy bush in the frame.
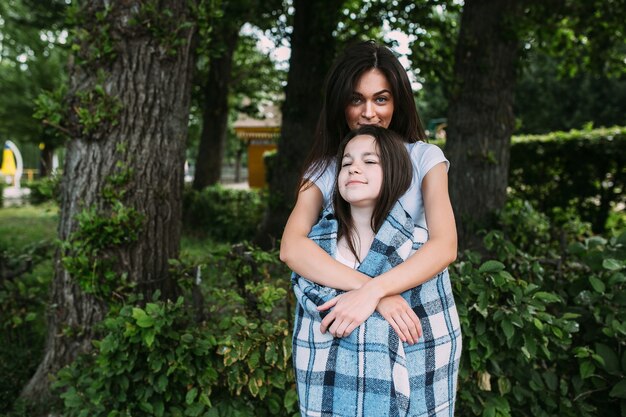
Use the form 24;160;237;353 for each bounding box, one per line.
55;244;298;417
0;241;53;413
454;199;626;416
182;185;266;242
509;126;626;233
27;174;61;205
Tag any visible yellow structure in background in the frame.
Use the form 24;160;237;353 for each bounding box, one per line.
233;104;281;188
1;145;17;178
234;126;279;188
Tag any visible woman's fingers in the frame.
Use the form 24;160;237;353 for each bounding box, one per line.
376;295;424;345
386;317;407;343
320;310;335;333
401;310;422;343
317;295;340;311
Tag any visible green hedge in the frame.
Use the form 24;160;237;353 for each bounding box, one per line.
182;185;266;243
55;245;297;417
509;126;626;233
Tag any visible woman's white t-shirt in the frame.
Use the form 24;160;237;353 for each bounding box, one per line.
309;141;449;231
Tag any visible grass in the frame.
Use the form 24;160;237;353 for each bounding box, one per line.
0;203;59;250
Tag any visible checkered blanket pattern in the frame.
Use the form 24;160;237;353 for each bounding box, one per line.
292;203;462;417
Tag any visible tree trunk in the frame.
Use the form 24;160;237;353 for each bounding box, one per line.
39;142;54;178
255;0;343;247
192;24;240;190
21;1;196;407
446;0;524;248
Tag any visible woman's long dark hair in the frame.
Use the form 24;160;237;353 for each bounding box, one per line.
333;125;413;262
300;40;426;190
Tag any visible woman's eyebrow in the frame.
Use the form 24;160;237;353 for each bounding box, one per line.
352;89;391;96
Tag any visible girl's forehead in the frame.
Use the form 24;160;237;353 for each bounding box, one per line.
344;135;379;153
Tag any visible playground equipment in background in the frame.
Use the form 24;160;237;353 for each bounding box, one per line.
1;140;23;188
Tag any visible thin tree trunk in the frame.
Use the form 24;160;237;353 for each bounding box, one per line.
446;0;524;248
255;0;343;247
21;1;196;407
192;25;240;190
39;142;54;178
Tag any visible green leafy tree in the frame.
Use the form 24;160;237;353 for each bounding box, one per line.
440;0;625;247
515;51;626;134
191;0;284;190
20;0;199;407
0;0;69;176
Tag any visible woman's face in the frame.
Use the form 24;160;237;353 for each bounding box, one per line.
345;68;394;130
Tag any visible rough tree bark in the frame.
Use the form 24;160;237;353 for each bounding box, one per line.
192;24;240;190
21;1;196;406
255;0;344;247
446;0;525;248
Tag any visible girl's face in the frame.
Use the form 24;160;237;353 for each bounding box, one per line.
345;68;394;130
338;134;383;208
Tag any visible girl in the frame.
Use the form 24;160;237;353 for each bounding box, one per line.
292;126;461;416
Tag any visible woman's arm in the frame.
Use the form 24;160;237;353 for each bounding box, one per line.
280;182;369;291
319;163;456;337
283;182;422;344
369;162;457;295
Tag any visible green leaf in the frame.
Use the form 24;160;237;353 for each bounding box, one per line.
248;377;260;397
609;379;626;399
143;329;156;347
588;276;605;293
498;377;511;395
543;371;558;391
579;361;595;379
595;343;620;373
184;402;205;416
284;388;298;410
533;291;561;303
603;258;623;271
153;399;164;417
248;350;260;369
155;374;168;393
479;260;505;273
186;387;198;405
132;308;154;328
501;320;514;341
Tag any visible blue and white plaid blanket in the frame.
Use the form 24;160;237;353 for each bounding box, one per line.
292;202;462;417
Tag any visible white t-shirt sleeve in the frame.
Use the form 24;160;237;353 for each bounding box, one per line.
305;159;337;210
416;143;449;186
400;142;450;229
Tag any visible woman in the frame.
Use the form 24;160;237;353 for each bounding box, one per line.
282;41;461;416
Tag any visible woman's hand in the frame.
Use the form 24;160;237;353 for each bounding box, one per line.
376;295;422;345
317;285;381;338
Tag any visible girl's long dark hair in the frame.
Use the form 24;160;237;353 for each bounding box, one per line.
333;125;413;262
300;40;426;190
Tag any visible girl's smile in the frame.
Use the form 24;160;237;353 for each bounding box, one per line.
338;134;383;208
